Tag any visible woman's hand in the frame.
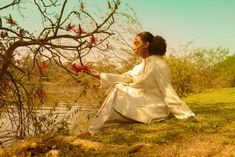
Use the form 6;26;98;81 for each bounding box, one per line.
83;68;101;79
71;64;101;79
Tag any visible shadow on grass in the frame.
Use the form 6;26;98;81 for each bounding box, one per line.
86;102;235;146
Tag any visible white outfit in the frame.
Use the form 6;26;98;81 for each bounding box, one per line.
88;55;195;133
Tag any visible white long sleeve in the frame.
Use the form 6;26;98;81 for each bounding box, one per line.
155;61;195;119
100;71;133;89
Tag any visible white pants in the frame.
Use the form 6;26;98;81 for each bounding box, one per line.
88;88;136;133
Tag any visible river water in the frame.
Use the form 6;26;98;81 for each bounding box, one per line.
0;102;97;147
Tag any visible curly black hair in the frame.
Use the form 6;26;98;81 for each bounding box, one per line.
137;32;167;56
149;35;167;56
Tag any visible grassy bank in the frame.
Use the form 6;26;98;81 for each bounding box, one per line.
1;88;235;157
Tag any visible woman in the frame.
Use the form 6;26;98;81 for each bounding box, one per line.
83;32;195;134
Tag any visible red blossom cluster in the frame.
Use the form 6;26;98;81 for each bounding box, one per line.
86;35;97;48
1;15;26;40
71;64;90;73
39;62;46;73
0;31;8;39
1;29;25;39
0;82;12;92
65;23;97;46
5;15;16;26
66;23;75;31
34;88;46;100
66;23;86;38
90;35;97;46
76;25;86;38
18;29;24;38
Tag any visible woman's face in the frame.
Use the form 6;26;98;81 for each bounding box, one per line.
132;36;149;57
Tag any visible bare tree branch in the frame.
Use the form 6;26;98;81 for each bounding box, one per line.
0;0;22;10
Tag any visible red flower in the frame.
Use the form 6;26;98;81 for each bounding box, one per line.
66;23;75;31
72;64;80;73
6;15;16;26
90;35;97;46
76;25;86;38
86;35;97;48
18;29;24;38
79;65;90;72
71;64;89;73
39;62;46;73
35;88;46;99
1;83;11;92
0;31;8;39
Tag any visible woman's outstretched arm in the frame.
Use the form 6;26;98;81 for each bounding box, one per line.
83;67;133;89
84;68;101;79
154;61;195;119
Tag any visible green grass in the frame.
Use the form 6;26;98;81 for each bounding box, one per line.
183;87;235;104
1;88;235;157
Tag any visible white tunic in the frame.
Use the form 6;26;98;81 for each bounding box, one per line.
99;55;195;123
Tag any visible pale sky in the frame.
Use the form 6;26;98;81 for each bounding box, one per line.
124;0;235;54
1;0;235;54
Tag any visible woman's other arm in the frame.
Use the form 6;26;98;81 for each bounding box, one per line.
155;61;195;119
84;68;133;89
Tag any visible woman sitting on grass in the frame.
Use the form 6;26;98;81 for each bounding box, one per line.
83;31;195;134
